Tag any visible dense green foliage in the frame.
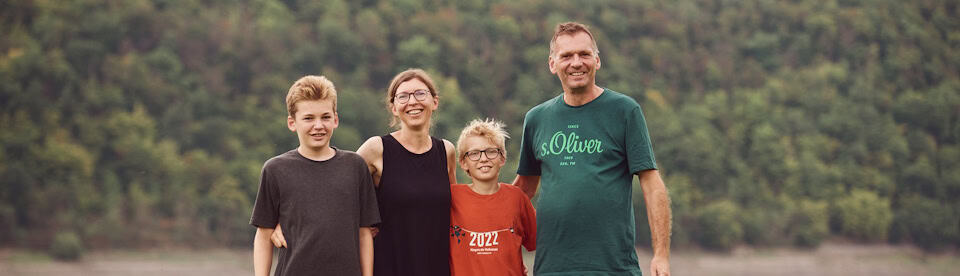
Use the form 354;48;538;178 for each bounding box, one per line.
49;231;83;261
1;0;958;254
694;200;742;251
892;195;959;251
831;189;892;242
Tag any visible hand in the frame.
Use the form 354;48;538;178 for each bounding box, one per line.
650;256;670;276
271;224;287;248
370;227;379;238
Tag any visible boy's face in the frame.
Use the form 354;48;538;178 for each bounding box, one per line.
287;99;339;152
459;136;505;183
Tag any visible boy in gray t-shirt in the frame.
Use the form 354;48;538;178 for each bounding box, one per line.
250;75;380;276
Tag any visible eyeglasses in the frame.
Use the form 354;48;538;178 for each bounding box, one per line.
394;89;431;104
463;148;502;161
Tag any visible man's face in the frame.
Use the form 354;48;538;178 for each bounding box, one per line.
549;32;600;92
459;135;504;183
287;99;339;152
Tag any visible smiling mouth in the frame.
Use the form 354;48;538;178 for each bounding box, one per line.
406;109;423;115
570;72;586;76
310;133;327;138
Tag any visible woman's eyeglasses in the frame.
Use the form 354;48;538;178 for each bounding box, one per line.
394;89;431;104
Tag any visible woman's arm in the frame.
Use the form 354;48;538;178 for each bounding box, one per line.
357;136;385;187
443;139;457;185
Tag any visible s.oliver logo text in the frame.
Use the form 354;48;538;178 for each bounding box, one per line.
539;130;604;157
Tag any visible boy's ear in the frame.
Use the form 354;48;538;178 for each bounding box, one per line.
287;116;296;132
459;158;470;178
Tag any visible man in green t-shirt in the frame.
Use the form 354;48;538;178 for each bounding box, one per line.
514;22;672;276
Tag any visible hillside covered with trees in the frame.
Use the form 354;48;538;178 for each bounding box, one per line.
1;0;958;258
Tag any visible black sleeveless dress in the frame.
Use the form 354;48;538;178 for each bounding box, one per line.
374;135;451;276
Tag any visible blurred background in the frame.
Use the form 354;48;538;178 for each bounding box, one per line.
0;0;958;275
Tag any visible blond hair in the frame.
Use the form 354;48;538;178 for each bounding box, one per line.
549;21;599;57
456;118;510;163
385;68;439;128
286;75;337;118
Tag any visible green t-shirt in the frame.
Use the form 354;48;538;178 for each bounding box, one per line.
517;88;657;276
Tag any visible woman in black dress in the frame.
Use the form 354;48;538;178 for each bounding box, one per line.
359;68;455;275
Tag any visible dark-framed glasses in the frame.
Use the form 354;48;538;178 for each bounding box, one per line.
394;89;431;104
464;148;502;161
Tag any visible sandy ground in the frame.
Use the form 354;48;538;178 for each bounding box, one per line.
632;243;958;276
1;242;957;276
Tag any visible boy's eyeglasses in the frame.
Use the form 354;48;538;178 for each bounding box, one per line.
394;89;431;104
464;148;502;161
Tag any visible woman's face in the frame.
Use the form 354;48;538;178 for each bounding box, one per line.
391;78;438;130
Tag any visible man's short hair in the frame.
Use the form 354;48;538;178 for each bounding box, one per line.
549;21;599;57
456;118;510;163
286;75;337;118
385;68;439;128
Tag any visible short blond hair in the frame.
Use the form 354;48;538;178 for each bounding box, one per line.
385;69;439;128
456;118;510;162
549;21;599;57
286;75;337;118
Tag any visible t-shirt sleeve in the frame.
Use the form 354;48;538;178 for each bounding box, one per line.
626;104;658;173
518;191;537;251
250;162;280;228
357;159;381;227
516;111;542;176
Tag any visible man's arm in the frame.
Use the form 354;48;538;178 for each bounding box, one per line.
254;227;275;276
512;174;541;200
638;169;671;276
359;227;374;276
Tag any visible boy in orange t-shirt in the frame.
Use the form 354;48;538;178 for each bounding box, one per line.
450;118;537;276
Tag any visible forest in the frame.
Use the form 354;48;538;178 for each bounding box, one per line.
0;0;958;259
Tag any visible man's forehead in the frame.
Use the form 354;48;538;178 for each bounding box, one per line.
554;33;596;51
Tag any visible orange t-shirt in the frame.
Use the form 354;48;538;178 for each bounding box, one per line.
449;183;536;276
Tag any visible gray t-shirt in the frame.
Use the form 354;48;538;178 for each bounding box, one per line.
250;148;381;276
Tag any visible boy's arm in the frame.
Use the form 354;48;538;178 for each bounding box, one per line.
254;227;275;276
359;227;374;276
519;192;538;251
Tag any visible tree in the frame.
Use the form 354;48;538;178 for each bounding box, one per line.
831;190;893;242
894;195;959;251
